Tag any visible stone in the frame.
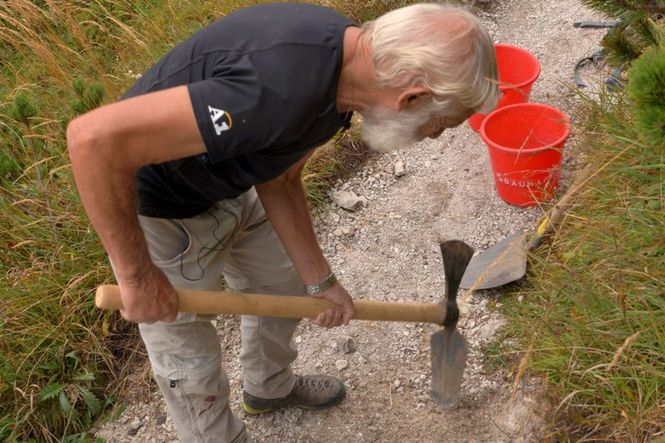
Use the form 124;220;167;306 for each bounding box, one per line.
335;359;349;371
342;338;356;354
478;318;506;342
127;420;142;436
393;379;401;388
394;160;406;177
331;190;364;211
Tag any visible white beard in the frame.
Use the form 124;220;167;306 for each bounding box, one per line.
359;103;439;153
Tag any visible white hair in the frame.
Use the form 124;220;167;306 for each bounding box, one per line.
362;3;499;117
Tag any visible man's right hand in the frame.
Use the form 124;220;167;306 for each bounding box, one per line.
118;263;179;323
66;85;203;323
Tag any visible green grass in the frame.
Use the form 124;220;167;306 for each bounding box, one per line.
0;0;419;440
493;85;664;441
0;3;242;438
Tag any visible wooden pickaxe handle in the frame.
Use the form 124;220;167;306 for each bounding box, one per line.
95;285;446;324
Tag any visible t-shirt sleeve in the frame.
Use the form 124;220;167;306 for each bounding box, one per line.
187;58;283;163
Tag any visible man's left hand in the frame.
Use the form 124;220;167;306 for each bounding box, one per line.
312;283;354;328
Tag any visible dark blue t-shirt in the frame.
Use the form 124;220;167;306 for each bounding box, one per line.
122;3;355;218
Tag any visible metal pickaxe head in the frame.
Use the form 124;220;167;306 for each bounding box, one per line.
430;240;474;408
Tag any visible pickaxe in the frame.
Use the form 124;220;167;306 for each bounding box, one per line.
95;240;474;408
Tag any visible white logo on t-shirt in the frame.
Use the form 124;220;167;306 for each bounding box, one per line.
208;105;233;135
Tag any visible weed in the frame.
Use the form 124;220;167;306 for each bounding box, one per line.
496;84;664;440
0;0;416;439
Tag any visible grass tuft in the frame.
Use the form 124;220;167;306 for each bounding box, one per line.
494;84;664;441
0;0;419;439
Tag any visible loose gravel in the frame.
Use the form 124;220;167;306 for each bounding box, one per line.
94;1;607;441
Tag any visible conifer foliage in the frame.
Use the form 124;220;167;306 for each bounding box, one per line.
627;45;665;148
581;0;665;65
582;1;665;147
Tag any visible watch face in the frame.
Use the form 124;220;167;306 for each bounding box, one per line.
306;273;336;295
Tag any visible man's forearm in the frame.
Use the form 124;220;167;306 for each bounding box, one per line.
256;177;331;286
67;122;152;281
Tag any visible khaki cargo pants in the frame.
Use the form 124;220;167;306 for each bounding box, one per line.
130;189;305;442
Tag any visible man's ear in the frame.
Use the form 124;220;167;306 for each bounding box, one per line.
397;86;432;111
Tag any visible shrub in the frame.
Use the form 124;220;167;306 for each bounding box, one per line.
626;45;665;148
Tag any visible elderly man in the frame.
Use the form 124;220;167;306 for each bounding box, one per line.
68;2;497;442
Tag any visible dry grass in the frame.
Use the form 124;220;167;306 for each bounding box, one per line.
493;86;664;441
0;0;418;440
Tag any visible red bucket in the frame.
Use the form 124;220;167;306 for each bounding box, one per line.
468;44;541;131
480;103;570;206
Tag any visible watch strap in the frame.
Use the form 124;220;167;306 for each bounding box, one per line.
305;272;338;295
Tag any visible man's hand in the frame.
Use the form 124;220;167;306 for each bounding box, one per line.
118;263;179;323
312;283;355;328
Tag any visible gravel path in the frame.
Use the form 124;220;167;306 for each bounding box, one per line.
95;1;606;441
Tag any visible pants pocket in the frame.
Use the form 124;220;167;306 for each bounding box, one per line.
139;216;192;266
155;366;246;442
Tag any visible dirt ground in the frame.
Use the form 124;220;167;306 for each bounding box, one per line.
94;0;607;441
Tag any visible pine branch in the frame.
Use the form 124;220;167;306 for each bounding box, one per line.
617;0;665;14
583;0;665;17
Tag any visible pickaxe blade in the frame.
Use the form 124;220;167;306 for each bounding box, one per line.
431;240;474;408
431;326;469;408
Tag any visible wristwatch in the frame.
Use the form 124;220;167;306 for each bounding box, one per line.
305;272;338;295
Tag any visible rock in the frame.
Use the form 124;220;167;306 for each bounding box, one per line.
394;160;406;177
335;359;349;371
495;394;545;437
341;226;354;236
478;318;506;342
283;407;303;424
294;335;302;344
393;379;401;389
517;295;524;303
342;338;356;354
331;190;364;211
127;420;142;436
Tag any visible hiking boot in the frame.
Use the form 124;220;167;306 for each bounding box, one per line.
242;375;346;414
